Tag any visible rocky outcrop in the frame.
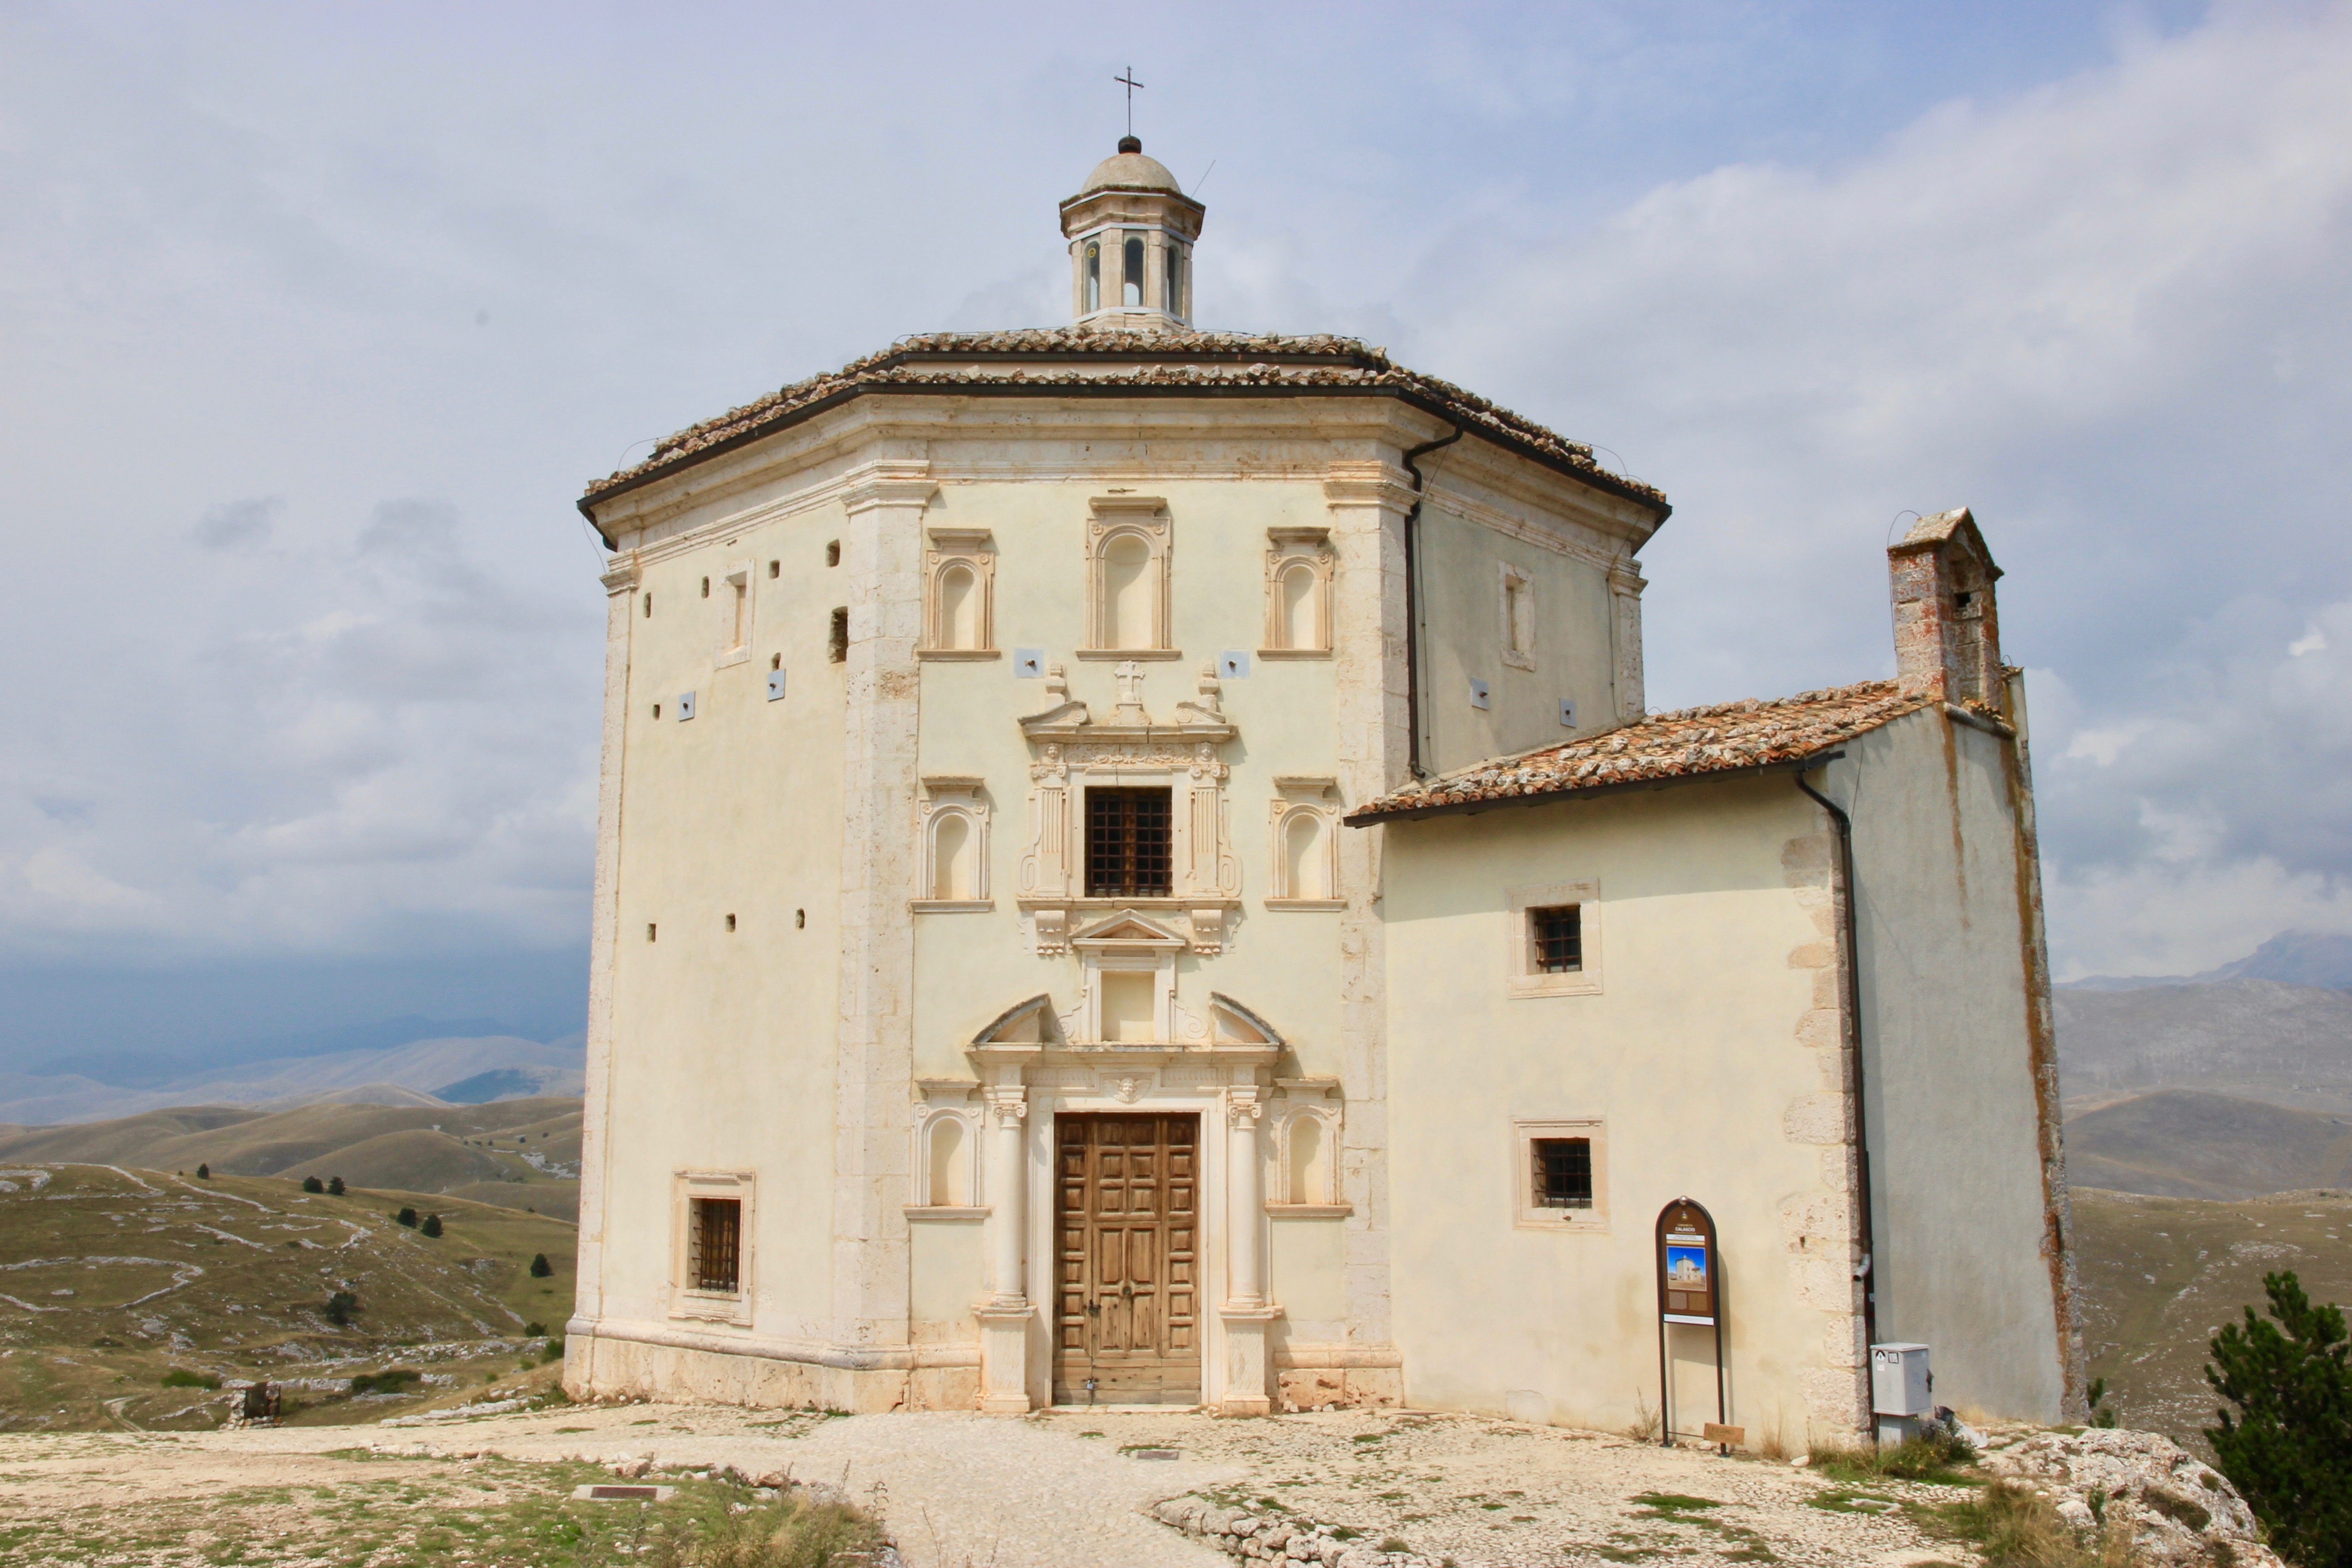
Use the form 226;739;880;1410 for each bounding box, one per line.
1148;1495;1436;1568
1983;1428;2284;1566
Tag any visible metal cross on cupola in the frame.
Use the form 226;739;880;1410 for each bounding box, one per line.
1115;67;1145;137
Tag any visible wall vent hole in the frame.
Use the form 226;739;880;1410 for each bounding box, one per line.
701;576;710;598
769;560;779;578
795;909;806;929
825;540;840;568
652;704;661;719
725;914;736;932
771;653;782;671
646;923;657;942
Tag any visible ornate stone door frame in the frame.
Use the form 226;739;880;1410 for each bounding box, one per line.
970;1004;1284;1415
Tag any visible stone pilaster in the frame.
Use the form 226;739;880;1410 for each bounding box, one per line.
1608;561;1647;721
567;551;639;1371
1321;461;1415;1396
831;464;934;1359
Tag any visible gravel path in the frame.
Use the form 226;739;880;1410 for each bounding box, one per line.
0;1402;1980;1567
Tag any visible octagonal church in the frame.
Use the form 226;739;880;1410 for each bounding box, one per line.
563;137;2085;1441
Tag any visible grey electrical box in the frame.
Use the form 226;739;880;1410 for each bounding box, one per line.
1558;699;1578;728
1469;678;1490;710
766;670;786;702
1870;1343;1933;1416
1219;650;1250;679
677;691;696;721
1013;648;1045;678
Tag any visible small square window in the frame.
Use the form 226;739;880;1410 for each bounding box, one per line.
1514;1119;1606;1228
1531;1138;1592;1209
1507;882;1601;998
1530;905;1582;973
689;1196;741;1293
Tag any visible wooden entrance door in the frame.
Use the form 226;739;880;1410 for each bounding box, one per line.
1053;1112;1201;1405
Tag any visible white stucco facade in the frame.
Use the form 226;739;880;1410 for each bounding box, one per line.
561;145;2081;1439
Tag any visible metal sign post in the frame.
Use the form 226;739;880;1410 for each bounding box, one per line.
1655;1196;1730;1450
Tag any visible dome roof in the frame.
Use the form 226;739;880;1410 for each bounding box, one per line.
1079;136;1182;195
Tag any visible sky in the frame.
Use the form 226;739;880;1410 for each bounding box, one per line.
2;0;2349;1065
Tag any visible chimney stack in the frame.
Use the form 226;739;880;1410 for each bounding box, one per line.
1888;507;2004;708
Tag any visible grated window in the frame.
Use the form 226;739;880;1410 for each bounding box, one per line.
1086;787;1173;897
689;1197;741;1292
1531;1138;1592;1209
828;607;848;663
1530;905;1582;973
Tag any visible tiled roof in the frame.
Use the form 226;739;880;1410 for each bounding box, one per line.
578;329;1669;517
1346;680;1935;823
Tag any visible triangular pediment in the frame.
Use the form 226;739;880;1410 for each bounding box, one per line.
1069;909;1190;949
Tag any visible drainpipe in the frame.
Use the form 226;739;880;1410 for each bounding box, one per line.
1796;766;1882;1377
1401;424;1463;780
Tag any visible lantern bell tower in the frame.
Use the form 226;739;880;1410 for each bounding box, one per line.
1060;136;1205;331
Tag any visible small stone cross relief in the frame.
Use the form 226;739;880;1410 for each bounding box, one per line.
1113;660;1147;716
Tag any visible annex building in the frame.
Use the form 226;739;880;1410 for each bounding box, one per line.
561;137;2085;1443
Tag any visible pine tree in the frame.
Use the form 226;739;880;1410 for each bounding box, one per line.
529;1253;554;1278
328;1176;345;1196
2205;1269;2352;1568
301;1176;324;1194
396;1206;418;1228
421;1214;443;1238
195;1163;210;1180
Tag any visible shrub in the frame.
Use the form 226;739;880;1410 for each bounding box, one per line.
326;1289;358;1326
161;1368;220;1389
2205;1269;2352;1568
1817;1428;1977;1485
2086;1376;2119;1429
300;1176;324;1194
195;1164;210;1180
420;1213;443;1238
349;1367;421;1396
529;1252;554;1278
543;1337;565;1364
328;1176;346;1196
395;1207;418;1228
1943;1479;2131;1568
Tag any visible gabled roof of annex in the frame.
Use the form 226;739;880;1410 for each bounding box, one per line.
577;328;1670;523
1346;679;1942;824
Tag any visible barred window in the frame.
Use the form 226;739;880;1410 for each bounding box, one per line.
1087;787;1173;897
689;1197;741;1293
1530;904;1583;973
1531;1138;1592;1210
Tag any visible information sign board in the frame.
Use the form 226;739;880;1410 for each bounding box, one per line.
1656;1197;1717;1325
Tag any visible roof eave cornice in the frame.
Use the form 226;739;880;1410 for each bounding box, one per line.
1343;749;1852;828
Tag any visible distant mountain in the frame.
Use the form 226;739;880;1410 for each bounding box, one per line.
2064;929;2352;992
0;1034;584;1126
2064;1088;2352;1200
30;1014;530;1088
2054;978;2352;1113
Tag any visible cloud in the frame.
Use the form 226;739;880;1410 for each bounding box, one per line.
192;496;280;552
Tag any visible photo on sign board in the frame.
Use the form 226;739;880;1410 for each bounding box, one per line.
1666;1244;1708;1291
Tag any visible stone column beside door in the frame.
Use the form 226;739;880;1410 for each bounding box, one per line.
1218;1085;1277;1415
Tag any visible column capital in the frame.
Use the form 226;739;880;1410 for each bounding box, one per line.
1607;560;1647;596
1225;1088;1265;1128
841;462;938;515
1322;461;1417;514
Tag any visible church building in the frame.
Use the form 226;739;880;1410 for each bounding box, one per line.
562;137;2084;1444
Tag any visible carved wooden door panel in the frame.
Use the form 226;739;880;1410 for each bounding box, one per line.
1053;1112;1200;1404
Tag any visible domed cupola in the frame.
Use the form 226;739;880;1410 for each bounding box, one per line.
1059;135;1205;331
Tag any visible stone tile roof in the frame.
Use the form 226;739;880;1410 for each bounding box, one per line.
1347;680;1935;823
578;329;1669;517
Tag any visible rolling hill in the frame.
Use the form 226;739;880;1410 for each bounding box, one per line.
0;1097;582;1222
2064;1088;2352;1199
0;1163;576;1431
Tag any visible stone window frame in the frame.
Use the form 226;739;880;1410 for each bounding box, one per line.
671;1167;756;1324
1511;1117;1608;1232
1265;777;1343;910
918;528;999;660
914;777;992;912
906;1099;985;1218
1500;562;1535;671
1259;527;1333;658
1080;497;1178;660
716;558;754;668
1068;913;1190;1044
1506;881;1601;998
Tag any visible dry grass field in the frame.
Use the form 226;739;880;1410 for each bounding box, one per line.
2071;1184;2352;1444
0;1098;581;1222
0;1163;577;1433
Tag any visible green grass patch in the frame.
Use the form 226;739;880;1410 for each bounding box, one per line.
1629;1492;1720;1513
1814;1431;1979;1485
159;1368;220;1389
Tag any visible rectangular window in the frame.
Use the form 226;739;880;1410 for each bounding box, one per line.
1530;905;1583;973
689;1197;741;1293
1531;1138;1592;1209
1087;787;1173;897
